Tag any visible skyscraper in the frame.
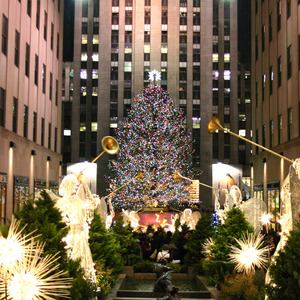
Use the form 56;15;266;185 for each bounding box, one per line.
251;0;300;228
67;0;249;207
0;0;63;222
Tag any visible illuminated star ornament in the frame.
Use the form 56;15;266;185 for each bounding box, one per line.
228;232;269;274
202;237;215;258
0;217;72;300
148;69;161;83
259;213;273;232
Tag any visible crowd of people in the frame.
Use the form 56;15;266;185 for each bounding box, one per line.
134;229;192;265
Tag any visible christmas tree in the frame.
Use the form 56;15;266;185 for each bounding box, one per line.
108;84;193;211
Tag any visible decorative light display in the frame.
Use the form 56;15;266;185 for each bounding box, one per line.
228;232;269;274
259;213;273;232
4;242;71;300
202;237;215;258
0;217;35;276
107;84;193;211
148;69;161;83
0;217;71;300
57;175;98;282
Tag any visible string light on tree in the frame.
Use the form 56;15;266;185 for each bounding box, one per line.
107;84;193;211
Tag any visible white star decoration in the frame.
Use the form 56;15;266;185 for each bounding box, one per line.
148;69;161;82
228;232;269;274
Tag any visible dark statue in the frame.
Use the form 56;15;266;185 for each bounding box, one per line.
154;259;180;300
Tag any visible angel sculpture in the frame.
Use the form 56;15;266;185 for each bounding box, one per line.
35;174;98;283
105;198;115;230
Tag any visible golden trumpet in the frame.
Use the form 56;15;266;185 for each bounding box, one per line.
207;115;293;164
78;136;119;178
90;136;119;163
174;171;226;193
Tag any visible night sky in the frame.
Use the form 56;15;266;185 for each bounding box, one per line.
63;0;251;64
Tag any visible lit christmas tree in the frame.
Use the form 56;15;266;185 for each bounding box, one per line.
107;84;194;211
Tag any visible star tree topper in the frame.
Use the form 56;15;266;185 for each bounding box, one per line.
148;69;161;84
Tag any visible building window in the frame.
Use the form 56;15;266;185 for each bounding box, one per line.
255;81;258;107
269;13;272;42
112;0;119;6
27;0;31;17
299;35;300;70
269;66;273;95
82;1;88;17
180;12;187;25
34;55;38;85
1;14;8;56
162;10;168;25
14;30;20;67
33;112;37;142
278;56;281;87
255;129;259;154
255;35;258;60
57;33;60;59
23;105;28;138
262;25;265;52
0;88;5;127
54;127;57;152
278;114;282;144
180;0;187;7
41;118;45;146
44;11;47;40
36;0;40;29
112;13;119;25
287;0;291;19
262;125;266;147
145;0;151;6
50;23;54;50
193;0;200;7
25;44;30;77
277;0;281;31
12;97;18;133
270;120;274;148
94;0;99;18
55;79;58;105
49;72;53;100
262;74;266;101
126;11;132;25
42;64;46;93
48;123;51;149
287;45;292;79
288;108;292;141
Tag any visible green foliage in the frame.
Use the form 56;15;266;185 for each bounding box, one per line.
14;190;68;268
203;207;254;288
171;223;190;249
89;212;123;275
67;259;95;300
134;260;155;273
95;262;114;299
167;263;188;273
146;224;155;234
112;215;142;265
265;221;300;300
221;272;264;300
14;190;95;299
0;222;9;237
14;190;68;261
184;214;215;266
